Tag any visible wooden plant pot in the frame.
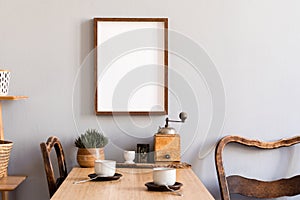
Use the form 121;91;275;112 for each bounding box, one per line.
77;148;105;168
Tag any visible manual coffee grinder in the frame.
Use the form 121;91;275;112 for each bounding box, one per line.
154;112;187;162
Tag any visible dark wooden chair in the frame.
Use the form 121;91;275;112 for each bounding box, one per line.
40;136;67;198
215;135;300;200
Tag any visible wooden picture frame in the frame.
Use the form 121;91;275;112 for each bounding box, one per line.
94;18;168;115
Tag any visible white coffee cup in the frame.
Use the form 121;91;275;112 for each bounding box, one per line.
124;151;135;164
153;167;176;186
94;160;116;177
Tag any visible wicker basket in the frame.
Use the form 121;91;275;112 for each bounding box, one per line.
0;140;13;178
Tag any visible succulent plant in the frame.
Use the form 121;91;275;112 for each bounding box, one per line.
75;129;108;148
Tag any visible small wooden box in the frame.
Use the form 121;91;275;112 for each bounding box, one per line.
154;134;180;162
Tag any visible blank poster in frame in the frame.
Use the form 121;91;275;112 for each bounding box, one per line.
94;18;168;115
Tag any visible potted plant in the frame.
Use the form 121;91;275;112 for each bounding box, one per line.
75;129;108;167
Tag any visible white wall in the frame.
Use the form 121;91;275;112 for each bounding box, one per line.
1;0;300;199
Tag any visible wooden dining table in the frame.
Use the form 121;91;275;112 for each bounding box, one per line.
51;167;215;200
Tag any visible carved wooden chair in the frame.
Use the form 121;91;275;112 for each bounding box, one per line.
40;136;67;198
215;135;300;200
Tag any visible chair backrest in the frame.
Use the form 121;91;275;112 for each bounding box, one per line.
40;136;67;198
215;135;300;200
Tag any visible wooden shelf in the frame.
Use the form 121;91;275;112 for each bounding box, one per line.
0;96;28;101
0;95;28;200
0;176;26;191
0;95;28;140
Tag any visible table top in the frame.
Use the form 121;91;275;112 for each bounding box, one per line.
0;96;28;100
0;176;26;191
51;167;214;200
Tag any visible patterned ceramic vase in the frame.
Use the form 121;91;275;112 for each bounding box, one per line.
0;70;10;96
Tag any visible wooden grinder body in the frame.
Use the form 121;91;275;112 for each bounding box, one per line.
154;133;180;162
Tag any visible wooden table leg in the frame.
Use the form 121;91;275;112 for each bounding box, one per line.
0;102;7;200
0;102;3;140
2;191;8;200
